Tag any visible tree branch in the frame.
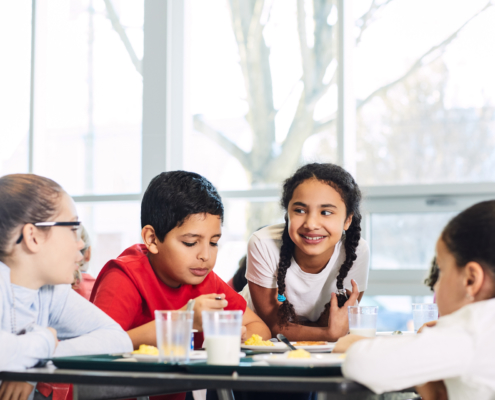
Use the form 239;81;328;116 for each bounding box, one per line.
357;1;493;110
193;115;251;171
103;0;142;75
355;0;394;46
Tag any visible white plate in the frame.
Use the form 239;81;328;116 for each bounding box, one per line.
252;353;345;366
376;331;416;336
124;350;246;362
241;342;335;353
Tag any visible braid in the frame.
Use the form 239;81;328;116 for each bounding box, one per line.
276;220;298;327
335;212;362;307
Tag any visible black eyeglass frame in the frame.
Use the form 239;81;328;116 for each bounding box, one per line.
16;221;82;244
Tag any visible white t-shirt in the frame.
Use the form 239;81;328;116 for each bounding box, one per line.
343;298;495;399
244;223;370;322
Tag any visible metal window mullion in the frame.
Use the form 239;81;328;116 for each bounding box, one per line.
337;0;356;176
28;0;37;173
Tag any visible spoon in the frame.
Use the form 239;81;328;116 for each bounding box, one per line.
186;299;195;311
276;334;297;351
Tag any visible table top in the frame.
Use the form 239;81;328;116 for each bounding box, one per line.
0;366;369;395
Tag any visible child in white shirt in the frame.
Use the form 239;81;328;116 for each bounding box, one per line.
336;200;495;400
245;163;370;342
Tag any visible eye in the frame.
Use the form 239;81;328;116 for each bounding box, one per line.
294;208;306;214
182;242;196;247
321;210;332;216
210;242;219;247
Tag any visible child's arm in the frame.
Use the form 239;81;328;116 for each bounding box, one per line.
342;324;472;394
0;327;57;370
249;279;360;341
127;293;229;349
241;306;271;341
50;287;133;357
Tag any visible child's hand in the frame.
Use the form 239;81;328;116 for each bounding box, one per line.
47;327;59;348
0;381;34;400
417;320;437;334
332;334;368;353
326;279;360;341
192;293;228;331
416;380;447;400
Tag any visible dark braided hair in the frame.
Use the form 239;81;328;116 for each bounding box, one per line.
277;163;362;327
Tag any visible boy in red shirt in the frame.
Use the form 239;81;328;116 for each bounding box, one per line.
90;171;270;354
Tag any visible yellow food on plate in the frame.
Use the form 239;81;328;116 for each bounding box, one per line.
287;349;311;359
244;334;275;347
132;344;159;356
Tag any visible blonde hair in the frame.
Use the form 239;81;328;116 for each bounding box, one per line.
72;226;91;287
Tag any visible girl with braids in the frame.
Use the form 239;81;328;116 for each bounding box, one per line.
243;163;369;341
336;200;495;400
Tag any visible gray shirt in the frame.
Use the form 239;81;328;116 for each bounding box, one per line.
0;261;133;371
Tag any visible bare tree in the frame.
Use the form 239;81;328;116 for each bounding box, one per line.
104;0;494;233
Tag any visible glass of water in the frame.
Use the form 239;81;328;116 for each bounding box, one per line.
155;310;194;363
412;303;438;332
348;306;378;337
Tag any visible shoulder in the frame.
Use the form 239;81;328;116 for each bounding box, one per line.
251;224;285;241
356;238;370;257
96;244;150;281
248;224;284;252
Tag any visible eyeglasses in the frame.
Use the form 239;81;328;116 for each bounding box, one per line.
16;221;82;244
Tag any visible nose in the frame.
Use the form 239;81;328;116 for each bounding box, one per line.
303;211;320;231
77;238;84;251
198;242;210;262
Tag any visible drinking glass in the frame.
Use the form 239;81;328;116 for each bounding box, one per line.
155;310;194;363
202;310;243;365
412;303;438;332
348;306;378;337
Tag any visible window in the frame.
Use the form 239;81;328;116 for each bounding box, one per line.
354;0;495;185
33;0;143;196
0;2;31;175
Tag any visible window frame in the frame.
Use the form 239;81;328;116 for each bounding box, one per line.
23;0;495;296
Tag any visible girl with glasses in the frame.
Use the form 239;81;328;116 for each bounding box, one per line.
0;174;132;400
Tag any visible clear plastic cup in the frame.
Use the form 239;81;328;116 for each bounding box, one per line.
412;303;438;332
348;306;378;337
202;310;243;365
155;310;194;363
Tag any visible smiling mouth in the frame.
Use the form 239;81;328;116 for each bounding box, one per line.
301;235;325;241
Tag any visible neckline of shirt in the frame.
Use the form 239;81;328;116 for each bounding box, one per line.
289;240;343;280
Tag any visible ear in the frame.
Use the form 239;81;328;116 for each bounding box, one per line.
22;224;43;254
463;261;485;299
84;246;92;262
141;225;160;255
344;214;353;231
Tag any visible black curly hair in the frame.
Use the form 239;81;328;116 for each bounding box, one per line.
277;163;362;327
441;200;495;283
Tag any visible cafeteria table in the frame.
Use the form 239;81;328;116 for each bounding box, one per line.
0;365;385;400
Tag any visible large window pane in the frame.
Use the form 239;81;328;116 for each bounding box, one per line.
370;212;455;270
0;2;31;175
75;201;141;277
34;0;143;196
355;0;495;185
187;0;339;192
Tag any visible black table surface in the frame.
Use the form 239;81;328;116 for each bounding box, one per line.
0;366;369;395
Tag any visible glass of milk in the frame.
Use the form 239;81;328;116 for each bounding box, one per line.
412;303;438;332
202;310;243;365
348;306;378;337
155;310;194;363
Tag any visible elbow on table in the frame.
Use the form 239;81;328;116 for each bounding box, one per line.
342;352;388;395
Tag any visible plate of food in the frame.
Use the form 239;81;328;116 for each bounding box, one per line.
241;335;335;353
127;346;245;362
253;350;345;366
